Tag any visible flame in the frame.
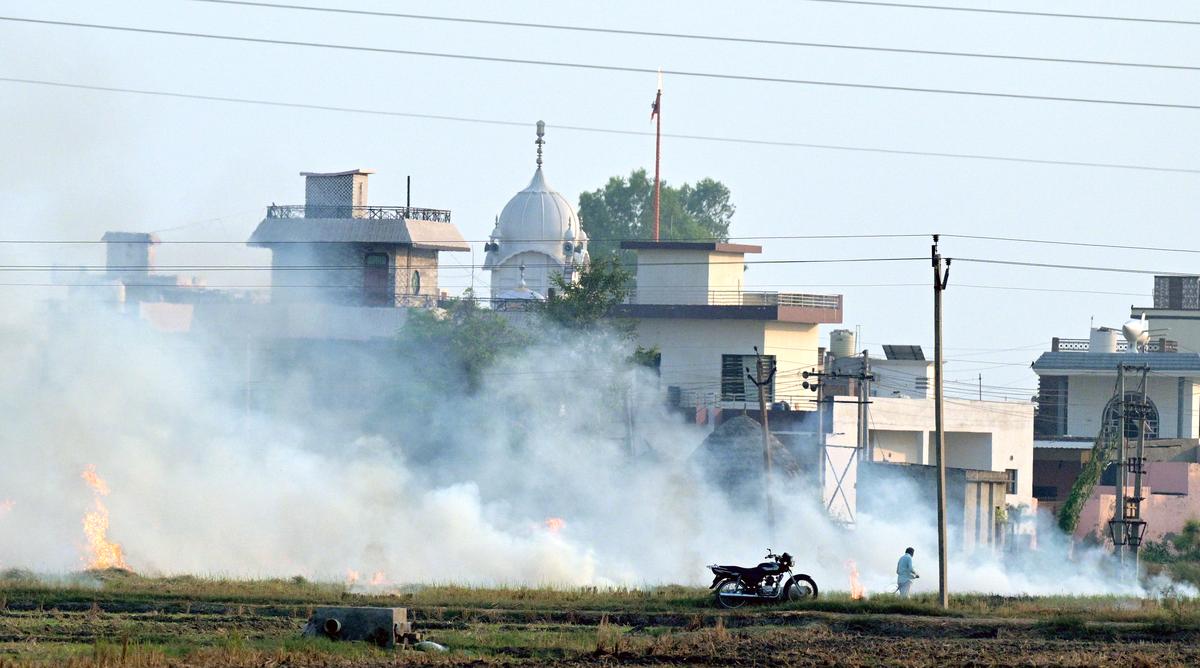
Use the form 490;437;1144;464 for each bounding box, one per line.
346;569;360;585
0;499;13;515
846;560;865;600
369;571;388;586
80;466;128;571
544;517;566;534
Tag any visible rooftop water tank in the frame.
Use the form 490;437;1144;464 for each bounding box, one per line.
1089;327;1119;354
830;329;856;359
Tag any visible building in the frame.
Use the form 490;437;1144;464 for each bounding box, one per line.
1133;275;1200;356
1065;442;1200;544
248;169;469;307
822;394;1035;529
1032;337;1200;442
858;461;1013;553
1031;310;1200;543
610;240;843;412
483;121;588;304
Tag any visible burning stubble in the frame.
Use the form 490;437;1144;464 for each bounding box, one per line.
80;465;128;571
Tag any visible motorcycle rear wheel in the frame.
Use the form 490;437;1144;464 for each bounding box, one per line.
715;579;749;609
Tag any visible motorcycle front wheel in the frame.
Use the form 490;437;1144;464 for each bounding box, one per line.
714;578;749;609
786;575;819;601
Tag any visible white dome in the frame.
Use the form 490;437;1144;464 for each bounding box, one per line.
494;167;579;263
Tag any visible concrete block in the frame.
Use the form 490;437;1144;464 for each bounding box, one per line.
302;606;417;648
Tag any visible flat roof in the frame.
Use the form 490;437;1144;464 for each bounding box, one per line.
299;169;375;177
1032;351;1200;373
619;241;762;254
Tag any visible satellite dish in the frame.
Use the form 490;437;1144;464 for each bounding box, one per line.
1122;313;1149;353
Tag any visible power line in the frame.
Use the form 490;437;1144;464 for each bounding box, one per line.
187;0;1200;72
4;77;1198;176
3;17;1200;111
0;256;927;271
0;232;928;244
801;0;1200;26
953;257;1193;277
944;233;1200;255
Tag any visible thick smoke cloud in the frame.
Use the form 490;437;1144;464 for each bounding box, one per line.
0;300;1187;597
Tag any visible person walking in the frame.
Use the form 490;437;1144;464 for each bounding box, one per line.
896;547;919;598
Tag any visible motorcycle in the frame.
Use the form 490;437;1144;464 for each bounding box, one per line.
708;549;819;608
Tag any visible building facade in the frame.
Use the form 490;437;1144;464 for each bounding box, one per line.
248;169;469;307
610;240;843;412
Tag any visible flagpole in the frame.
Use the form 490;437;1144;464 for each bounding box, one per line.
653;73;662;242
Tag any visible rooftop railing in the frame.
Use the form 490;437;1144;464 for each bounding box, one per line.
1051;337;1178;353
266;204;452;223
627;289;841;310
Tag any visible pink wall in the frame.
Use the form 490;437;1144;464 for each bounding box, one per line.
1075;464;1200;544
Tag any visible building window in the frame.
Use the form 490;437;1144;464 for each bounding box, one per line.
721;354;775;402
1033;485;1057;499
1102;392;1159;439
1034;376;1068;438
1005;468;1018;495
411;270;421;295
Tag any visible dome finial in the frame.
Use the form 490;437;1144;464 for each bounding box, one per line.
535;120;545;167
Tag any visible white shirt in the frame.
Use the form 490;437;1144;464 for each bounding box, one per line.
897;553;917;583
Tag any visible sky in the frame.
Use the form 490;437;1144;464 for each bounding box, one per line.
1;0;1198;397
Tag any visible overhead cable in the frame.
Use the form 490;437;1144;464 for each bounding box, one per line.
187;0;1200;72
800;0;1200;26
2;77;1197;175
2;17;1199;110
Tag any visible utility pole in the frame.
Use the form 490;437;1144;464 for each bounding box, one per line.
932;235;951;609
748;346;777;540
651;72;663;241
1116;367;1127;567
859;350;872;462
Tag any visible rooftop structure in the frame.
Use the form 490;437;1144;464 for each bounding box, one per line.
483;121;588;304
248;170;468;307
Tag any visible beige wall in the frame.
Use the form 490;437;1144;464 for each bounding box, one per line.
630;318;819;410
633;249;746;305
1064;373;1197;439
634;249;711;305
827;397;1034;515
632;318;764;408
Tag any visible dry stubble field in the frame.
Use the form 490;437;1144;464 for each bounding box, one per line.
1;570;1199;666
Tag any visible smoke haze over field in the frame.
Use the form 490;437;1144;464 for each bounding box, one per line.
0;301;1185;598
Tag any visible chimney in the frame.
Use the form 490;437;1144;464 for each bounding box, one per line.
101;231;159;278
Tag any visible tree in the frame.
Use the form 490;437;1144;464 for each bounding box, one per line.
540;256;633;330
403;290;531;390
578;169;734;262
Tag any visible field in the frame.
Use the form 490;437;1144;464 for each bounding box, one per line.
2;570;1200;666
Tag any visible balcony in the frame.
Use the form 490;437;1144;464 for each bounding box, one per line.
266;204;452;223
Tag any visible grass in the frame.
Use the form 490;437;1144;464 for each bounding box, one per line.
4;571;1200;666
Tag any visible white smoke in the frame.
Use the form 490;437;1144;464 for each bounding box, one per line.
0;300;1189;597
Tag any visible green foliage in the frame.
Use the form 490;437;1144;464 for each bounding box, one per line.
578;169;735;262
630;346;662;370
1171;519;1200;558
403;290;532;389
1057;433;1116;535
540;256;633;330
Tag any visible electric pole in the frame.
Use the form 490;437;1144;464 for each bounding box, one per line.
932;235;951;609
748;346;777;540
